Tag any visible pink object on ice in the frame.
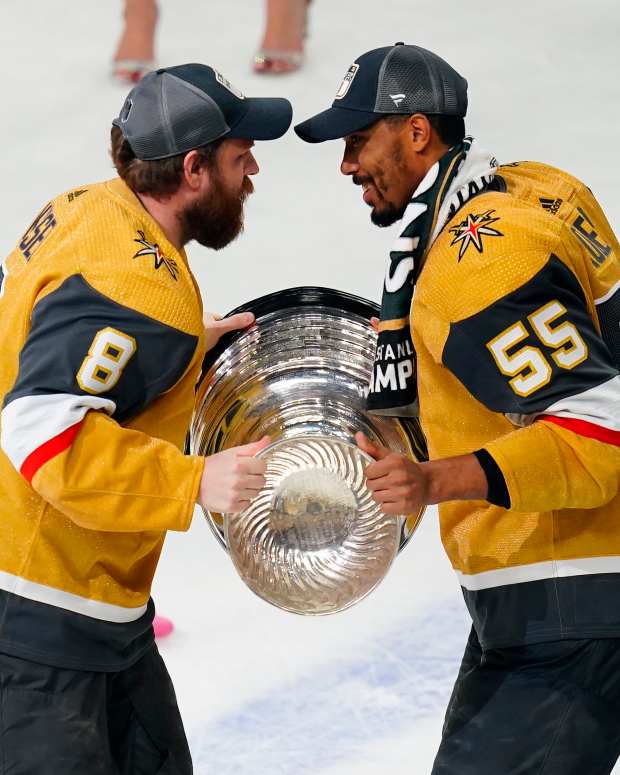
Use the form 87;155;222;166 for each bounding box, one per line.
153;614;174;638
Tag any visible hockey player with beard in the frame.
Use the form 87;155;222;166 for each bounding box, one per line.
0;65;291;774
296;43;620;774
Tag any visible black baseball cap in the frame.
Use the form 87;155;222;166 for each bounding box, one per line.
294;43;468;143
113;63;293;160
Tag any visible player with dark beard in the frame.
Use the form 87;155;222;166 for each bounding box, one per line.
178;162;255;250
0;64;291;774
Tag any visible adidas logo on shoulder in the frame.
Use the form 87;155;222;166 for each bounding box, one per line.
67;189;88;203
539;197;563;215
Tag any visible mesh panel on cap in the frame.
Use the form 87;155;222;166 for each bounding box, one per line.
435;56;467;115
123;81;169;160
164;82;229;154
374;46;467;116
441;72;459;113
122;70;230;160
375;50;438;113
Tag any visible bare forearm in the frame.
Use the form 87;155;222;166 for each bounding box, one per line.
357;433;490;515
422;453;488;504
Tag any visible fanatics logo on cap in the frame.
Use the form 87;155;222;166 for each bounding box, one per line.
334;63;359;100
213;69;245;100
390;93;406;107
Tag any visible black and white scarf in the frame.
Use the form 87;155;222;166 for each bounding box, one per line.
366;137;498;416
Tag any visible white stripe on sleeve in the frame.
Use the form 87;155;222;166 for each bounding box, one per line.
541;375;620;431
0;570;147;622
594;279;620;305
458;555;620;591
1;393;115;472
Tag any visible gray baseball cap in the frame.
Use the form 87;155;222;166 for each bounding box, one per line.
294;43;468;143
113;63;293;160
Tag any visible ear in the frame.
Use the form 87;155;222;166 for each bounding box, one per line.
406;114;432;152
182;149;211;192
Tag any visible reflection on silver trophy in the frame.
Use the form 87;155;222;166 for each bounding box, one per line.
189;288;427;615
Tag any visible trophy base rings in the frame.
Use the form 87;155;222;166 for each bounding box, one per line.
226;436;400;615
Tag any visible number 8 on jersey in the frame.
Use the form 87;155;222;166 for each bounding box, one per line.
77;327;137;394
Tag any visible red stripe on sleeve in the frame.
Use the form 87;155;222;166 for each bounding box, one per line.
20;420;84;484
540;415;620;447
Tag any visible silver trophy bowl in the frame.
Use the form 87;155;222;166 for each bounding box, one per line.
189;287;427;615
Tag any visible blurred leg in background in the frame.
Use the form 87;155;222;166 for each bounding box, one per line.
254;0;311;75
112;0;158;85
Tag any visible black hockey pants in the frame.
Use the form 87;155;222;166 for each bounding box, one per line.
432;627;620;775
0;644;192;774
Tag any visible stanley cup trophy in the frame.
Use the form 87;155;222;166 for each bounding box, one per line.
189;287;427;615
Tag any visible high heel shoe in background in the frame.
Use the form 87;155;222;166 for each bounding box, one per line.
253;0;311;75
112;0;158;85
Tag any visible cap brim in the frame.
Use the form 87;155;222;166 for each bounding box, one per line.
228;97;293;141
294;106;380;143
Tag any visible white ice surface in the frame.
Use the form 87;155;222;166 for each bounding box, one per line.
1;1;619;773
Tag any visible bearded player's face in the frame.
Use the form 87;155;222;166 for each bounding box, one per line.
340;119;422;228
180;139;258;250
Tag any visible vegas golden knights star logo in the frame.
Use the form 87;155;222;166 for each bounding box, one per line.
133;231;179;280
449;209;503;260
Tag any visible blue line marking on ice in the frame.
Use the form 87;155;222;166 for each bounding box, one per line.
189;599;469;774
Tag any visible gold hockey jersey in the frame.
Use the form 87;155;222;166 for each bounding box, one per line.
413;161;620;648
0;179;205;669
